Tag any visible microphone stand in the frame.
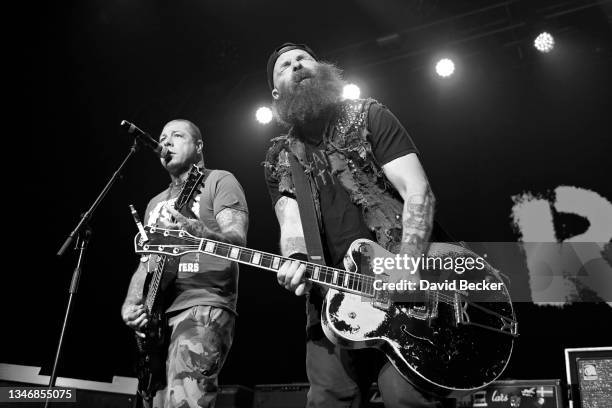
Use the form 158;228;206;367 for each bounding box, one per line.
46;138;142;407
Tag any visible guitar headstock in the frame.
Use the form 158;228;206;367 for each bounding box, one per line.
174;165;205;211
135;225;200;257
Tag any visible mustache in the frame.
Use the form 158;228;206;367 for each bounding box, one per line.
292;69;313;83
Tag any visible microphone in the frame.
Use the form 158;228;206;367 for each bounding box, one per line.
120;120;168;158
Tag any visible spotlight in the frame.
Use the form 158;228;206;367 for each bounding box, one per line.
435;58;455;77
342;83;361;100
534;32;554;53
255;107;273;124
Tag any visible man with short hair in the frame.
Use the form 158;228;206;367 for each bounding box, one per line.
122;119;249;408
263;43;443;407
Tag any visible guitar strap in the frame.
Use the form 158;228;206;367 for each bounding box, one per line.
288;154;326;266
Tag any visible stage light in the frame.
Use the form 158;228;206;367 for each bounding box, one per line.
435;58;455;77
534;32;554;53
342;84;361;100
256;107;273;124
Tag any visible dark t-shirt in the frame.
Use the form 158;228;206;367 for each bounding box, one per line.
265;103;418;328
265;103;418;269
143;169;248;315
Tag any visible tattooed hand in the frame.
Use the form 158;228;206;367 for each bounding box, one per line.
160;206;213;238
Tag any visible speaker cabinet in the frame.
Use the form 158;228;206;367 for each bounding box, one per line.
457;380;564;408
0;363;137;408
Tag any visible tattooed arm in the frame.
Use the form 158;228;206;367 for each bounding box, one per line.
165;206;248;246
275;196;307;257
383;152;435;282
274;196;311;295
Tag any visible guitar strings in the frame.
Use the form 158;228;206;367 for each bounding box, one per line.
148;233;509;317
145;256;166;311
148;237;464;303
153;235;378;292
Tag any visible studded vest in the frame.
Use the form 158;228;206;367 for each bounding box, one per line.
263;98;405;253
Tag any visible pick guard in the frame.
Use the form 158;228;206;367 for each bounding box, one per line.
322;239;516;396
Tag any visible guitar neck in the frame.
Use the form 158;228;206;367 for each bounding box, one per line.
141;165;205;311
144;255;167;311
192;237;376;297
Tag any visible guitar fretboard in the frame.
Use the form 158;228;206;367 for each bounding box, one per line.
144;256;166;311
187;237;377;297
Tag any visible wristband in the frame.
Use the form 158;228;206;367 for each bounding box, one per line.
289;253;309;262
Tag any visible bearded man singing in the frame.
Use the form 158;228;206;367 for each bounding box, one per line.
263;43;448;407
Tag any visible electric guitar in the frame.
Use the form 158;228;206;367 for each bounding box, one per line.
132;227;518;397
132;165;206;402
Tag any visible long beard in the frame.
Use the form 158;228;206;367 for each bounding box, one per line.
272;62;345;129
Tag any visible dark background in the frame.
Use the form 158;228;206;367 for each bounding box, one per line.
3;0;611;389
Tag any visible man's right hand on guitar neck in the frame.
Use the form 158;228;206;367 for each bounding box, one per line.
121;296;149;338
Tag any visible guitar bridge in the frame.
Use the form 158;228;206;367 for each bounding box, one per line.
406;305;429;320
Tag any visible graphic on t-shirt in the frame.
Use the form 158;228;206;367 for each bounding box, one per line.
147;194;203;274
147;198;178;226
190;195;200;217
178;263;200;272
147;194;202;227
307;149;336;189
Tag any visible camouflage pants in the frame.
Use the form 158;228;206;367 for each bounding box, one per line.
149;305;235;408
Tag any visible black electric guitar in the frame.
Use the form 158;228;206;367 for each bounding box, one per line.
132;165;206;402
132;228;518;397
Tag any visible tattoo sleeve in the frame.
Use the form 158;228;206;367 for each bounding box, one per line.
178;207;248;246
398;187;435;278
212;208;249;246
275;196;307;257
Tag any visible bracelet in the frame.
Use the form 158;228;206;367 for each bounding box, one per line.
289;253;309;262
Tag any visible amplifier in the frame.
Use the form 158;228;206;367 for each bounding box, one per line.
0;363;257;408
0;363;137;408
457;380;564;408
253;382;386;408
217;384;253;408
253;383;309;408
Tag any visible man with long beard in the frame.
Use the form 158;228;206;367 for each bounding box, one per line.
263;43;444;407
